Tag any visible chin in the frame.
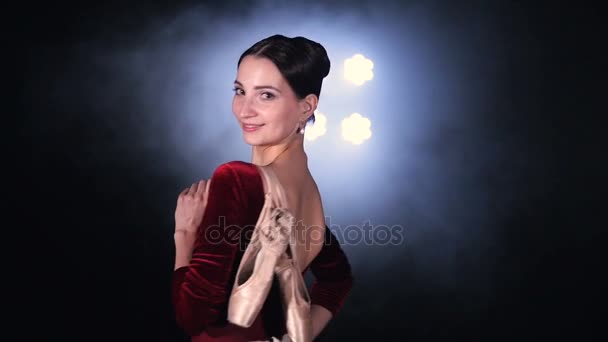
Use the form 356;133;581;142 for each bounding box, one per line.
242;134;265;146
243;132;280;147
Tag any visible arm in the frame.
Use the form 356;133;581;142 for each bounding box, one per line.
311;304;333;339
171;163;253;336
174;230;196;270
309;228;354;339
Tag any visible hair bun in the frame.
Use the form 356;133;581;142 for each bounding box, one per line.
295;37;330;79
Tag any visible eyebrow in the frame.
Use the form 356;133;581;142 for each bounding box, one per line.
234;80;282;93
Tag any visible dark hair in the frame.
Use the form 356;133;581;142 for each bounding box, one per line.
237;34;330;125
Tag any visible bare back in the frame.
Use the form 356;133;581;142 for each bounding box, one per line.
260;165;326;272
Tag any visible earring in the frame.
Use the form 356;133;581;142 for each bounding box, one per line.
298;122;305;134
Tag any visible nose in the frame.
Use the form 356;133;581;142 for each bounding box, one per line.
235;96;257;119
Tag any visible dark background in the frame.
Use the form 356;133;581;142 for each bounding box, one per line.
17;0;602;341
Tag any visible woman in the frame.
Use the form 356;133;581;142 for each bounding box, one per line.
172;34;354;341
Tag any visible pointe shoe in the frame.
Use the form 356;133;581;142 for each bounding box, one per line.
257;165;312;341
227;167;294;328
275;241;312;342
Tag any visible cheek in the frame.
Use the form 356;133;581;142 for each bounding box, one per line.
232;97;241;116
268;104;294;127
283;103;300;126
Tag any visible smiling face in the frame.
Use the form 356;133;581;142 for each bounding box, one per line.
232;56;306;146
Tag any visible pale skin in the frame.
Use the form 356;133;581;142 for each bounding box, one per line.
174;55;332;340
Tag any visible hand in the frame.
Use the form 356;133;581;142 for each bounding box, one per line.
254;335;291;342
278;334;292;342
174;179;210;236
259;208;294;256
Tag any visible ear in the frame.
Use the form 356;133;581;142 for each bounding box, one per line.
299;94;318;122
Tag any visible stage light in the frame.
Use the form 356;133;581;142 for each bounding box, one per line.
305;111;327;141
341;113;372;145
344;54;374;86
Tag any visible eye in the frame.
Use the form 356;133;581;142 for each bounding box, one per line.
261;92;275;100
232;87;244;95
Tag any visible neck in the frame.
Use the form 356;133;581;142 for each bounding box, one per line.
251;134;308;169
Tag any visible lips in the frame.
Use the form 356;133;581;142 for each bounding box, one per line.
242;123;264;132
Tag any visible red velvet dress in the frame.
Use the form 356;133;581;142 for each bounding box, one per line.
172;161;354;341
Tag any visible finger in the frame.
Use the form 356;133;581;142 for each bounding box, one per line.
205;179;211;194
196;179;208;197
189;182;198;195
178;187;189;201
202;179;211;206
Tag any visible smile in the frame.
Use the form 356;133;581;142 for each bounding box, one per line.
242;124;264;132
